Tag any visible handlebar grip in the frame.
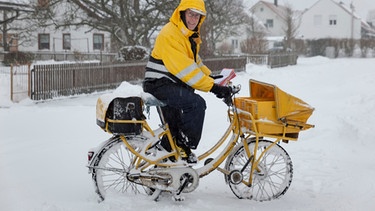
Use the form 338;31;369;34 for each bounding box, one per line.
222;84;241;106
231;84;241;94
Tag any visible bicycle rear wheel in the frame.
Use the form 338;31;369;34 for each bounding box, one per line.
226;139;293;201
91;136;160;201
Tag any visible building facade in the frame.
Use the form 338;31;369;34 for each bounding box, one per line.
0;0;112;55
250;0;287;37
299;0;363;39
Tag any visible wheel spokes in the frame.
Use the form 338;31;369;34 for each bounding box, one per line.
227;140;293;201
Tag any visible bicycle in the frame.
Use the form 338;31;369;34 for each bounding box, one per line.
87;79;314;202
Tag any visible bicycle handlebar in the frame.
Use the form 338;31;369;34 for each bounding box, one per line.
231;84;241;94
223;84;241;106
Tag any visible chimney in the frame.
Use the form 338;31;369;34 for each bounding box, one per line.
274;0;278;7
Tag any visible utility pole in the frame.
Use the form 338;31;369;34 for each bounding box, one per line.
350;1;355;40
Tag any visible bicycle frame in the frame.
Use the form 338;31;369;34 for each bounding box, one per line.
90;80;315;201
111;95;282;188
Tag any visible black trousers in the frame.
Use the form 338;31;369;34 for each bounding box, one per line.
143;78;206;150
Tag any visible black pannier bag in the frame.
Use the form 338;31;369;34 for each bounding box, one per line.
105;97;144;135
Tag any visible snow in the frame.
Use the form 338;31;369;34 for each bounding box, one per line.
1;57;375;210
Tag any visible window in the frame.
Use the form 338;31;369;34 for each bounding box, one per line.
63;33;71;50
329;15;337;25
232;39;238;49
38;34;50;50
93;34;104;50
260;7;264;12
314;15;322;26
266;19;274;28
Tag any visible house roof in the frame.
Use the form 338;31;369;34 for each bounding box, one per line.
335;1;362;19
303;0;363;21
335;0;375;34
250;0;288;21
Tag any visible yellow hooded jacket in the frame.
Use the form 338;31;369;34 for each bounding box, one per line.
144;0;214;92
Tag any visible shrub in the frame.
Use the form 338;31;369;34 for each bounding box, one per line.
3;51;34;66
119;46;149;61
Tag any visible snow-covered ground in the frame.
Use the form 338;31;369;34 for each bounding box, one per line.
1;57;375;210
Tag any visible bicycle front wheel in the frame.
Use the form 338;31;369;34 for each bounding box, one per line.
226;139;293;201
91;136;159;201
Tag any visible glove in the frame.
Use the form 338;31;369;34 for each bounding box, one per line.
210;84;232;99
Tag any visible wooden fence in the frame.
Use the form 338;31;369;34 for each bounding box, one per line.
7;54;296;101
0;51;118;63
30;62;145;100
246;54;268;65
268;53;298;68
29;57;248;100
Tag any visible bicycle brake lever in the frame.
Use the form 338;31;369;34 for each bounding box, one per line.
231;84;241;94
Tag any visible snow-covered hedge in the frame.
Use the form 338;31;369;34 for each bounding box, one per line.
119;46;149;61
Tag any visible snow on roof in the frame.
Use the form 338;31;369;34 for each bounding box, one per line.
252;1;288;21
334;0;375;34
335;1;361;19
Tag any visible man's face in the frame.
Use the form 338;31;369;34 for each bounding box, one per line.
185;9;201;30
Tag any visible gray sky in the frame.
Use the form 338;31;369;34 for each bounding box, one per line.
245;0;375;20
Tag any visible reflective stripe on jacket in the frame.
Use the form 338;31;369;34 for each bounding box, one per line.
144;0;214;92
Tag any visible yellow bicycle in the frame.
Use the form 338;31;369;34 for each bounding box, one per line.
87;79;314;202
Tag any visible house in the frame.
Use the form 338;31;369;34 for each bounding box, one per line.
216;0;288;55
221;0;375;56
299;0;375;39
0;0;112;60
249;0;288;37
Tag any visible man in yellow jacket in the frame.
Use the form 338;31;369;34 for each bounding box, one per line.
143;0;232;163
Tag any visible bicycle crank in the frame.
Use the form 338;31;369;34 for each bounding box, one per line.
127;167;199;194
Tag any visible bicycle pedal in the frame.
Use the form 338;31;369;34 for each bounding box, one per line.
172;194;185;202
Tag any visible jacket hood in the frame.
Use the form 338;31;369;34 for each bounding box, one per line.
170;0;206;37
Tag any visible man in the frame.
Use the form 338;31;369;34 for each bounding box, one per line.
143;0;231;163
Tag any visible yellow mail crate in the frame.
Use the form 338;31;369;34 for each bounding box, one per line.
235;97;276;120
235;97;301;136
234;79;314;139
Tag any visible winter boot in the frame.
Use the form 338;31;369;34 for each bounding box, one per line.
176;140;197;164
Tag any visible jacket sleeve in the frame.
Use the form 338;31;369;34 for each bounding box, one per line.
154;30;214;92
196;55;212;76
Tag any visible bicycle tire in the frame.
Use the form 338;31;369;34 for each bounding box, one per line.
91;136;161;201
226;139;293;201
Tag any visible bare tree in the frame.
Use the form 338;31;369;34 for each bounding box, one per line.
240;11;268;54
0;1;34;51
28;0;247;56
282;4;300;50
35;0;177;49
201;0;249;56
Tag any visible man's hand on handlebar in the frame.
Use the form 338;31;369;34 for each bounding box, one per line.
210;83;241;106
210;84;232;99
